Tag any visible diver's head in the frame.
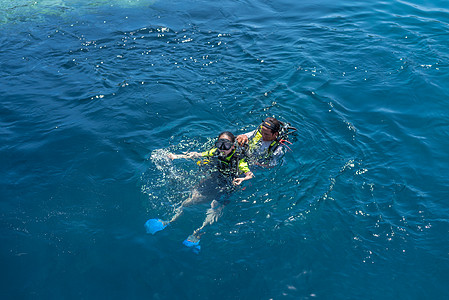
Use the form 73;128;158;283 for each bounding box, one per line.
215;131;235;157
261;117;280;141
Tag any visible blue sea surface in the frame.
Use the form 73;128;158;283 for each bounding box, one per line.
1;0;449;299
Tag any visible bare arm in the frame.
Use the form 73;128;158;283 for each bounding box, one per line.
233;171;254;185
167;152;202;160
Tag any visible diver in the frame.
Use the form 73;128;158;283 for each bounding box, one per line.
145;131;253;252
236;117;297;167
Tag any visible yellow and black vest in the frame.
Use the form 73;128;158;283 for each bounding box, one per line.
198;148;250;176
247;125;282;158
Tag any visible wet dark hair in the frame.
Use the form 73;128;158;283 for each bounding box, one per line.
263;117;281;133
218;131;235;143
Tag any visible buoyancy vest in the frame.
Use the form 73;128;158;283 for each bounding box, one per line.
247;125;283;159
199;148;250;176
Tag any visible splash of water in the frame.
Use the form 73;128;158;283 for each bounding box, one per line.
141;145;207;215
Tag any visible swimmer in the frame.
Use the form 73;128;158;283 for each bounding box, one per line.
145;131;253;252
236;117;293;166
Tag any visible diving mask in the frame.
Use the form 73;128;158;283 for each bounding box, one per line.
215;139;233;151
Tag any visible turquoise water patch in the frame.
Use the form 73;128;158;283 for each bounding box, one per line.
0;0;157;24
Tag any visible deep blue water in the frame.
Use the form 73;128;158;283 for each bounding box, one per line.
1;0;449;299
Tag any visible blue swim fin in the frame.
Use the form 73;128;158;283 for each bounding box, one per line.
183;235;201;253
144;219;169;235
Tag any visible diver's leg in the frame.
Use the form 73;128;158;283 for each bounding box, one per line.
145;189;206;235
183;200;223;251
169;189;203;223
193;200;224;237
145;176;213;235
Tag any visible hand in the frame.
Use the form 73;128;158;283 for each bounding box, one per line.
233;171;253;185
236;134;248;146
232;177;245;185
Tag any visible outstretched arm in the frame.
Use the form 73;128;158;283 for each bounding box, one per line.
167;152;202;160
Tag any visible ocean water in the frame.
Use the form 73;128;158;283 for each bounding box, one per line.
1;0;449;299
